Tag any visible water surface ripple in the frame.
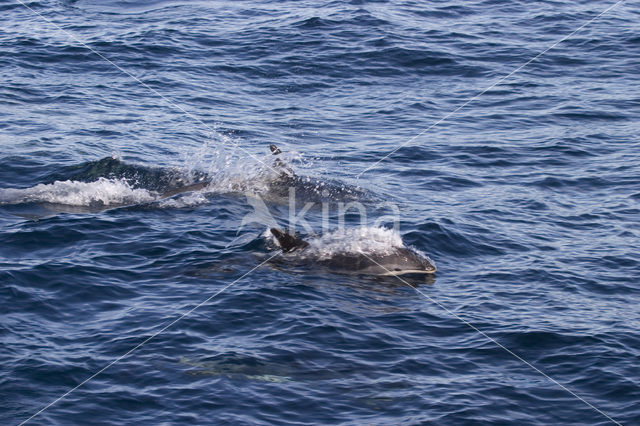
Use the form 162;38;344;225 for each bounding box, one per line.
1;0;639;424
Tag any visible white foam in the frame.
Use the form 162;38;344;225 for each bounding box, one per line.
0;178;156;206
267;226;405;260
309;227;404;258
176;140;305;197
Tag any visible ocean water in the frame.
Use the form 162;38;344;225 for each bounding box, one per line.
1;0;639;424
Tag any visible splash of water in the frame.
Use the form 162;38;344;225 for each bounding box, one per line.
268;226;407;260
0;178;156;207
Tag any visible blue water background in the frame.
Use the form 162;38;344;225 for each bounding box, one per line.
1;0;639;424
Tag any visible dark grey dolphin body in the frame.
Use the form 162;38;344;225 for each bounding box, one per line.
265;144;371;202
158;180;210;199
270;228;437;276
2;144;369;219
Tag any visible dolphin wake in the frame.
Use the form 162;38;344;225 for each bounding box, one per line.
0;178;156;207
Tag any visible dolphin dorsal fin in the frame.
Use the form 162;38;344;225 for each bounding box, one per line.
268;144;295;177
270;228;308;252
269;144;282;155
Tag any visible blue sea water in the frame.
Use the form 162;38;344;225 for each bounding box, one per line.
1;0;640;424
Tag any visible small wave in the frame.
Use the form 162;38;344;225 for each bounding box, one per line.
0;178;156;207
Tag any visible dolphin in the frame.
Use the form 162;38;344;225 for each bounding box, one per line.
158;180;210;199
102;143;361;201
2;144;368;218
269;228;436;276
179;356;292;383
58;144;366;203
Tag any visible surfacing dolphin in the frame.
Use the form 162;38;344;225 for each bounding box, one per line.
269;228;436;276
82;144;366;202
2;144;370;219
